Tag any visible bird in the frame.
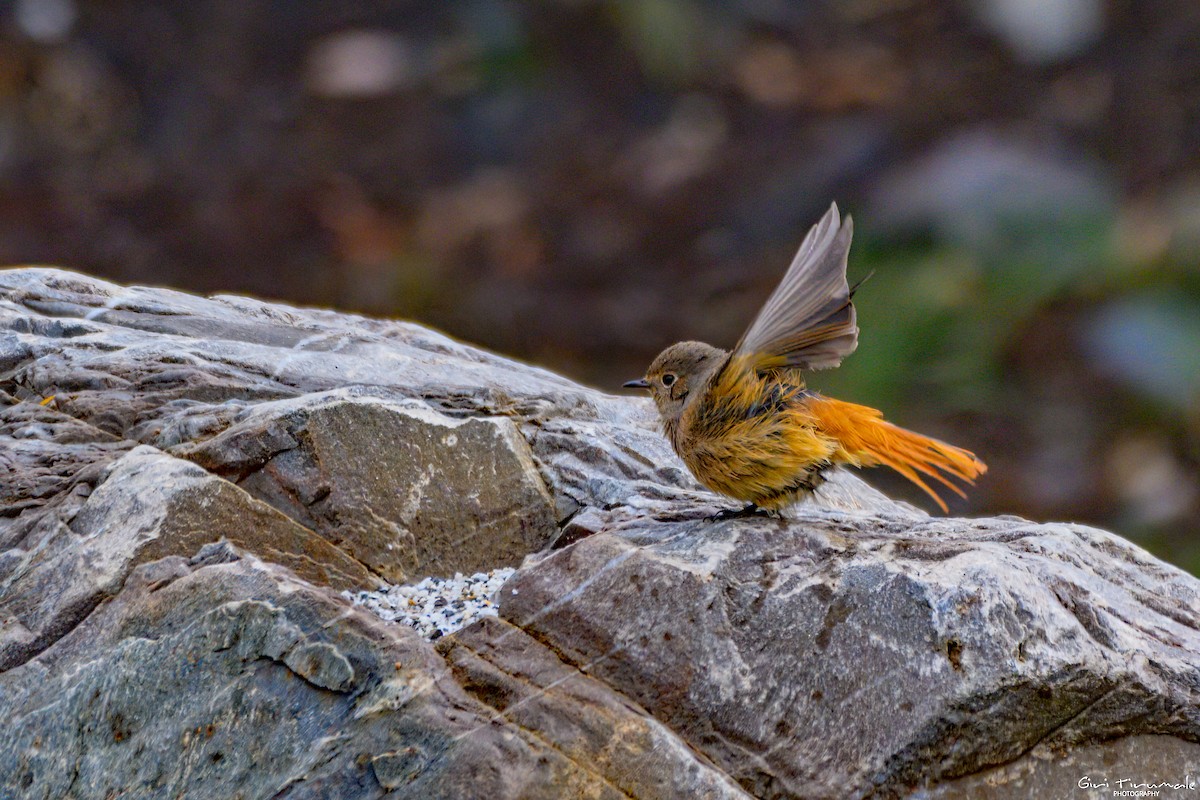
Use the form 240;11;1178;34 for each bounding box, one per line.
624;202;986;517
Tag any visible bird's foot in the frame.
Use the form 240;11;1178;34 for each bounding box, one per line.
706;503;776;521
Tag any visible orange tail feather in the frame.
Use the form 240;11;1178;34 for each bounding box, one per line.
805;396;987;512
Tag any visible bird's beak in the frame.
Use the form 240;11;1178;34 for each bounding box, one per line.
623;378;650;390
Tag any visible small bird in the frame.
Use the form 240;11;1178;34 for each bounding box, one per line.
624;203;985;516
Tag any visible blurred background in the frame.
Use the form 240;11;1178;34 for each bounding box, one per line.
0;0;1196;567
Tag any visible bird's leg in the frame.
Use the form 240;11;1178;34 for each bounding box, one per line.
706;503;775;521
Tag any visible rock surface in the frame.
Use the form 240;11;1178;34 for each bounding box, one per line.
1;267;1198;799
179;395;558;583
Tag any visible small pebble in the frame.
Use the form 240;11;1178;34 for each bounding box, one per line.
345;568;516;640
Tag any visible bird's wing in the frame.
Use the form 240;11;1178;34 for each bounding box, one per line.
732;202;857;372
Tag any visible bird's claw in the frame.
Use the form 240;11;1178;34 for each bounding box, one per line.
705;503;775;522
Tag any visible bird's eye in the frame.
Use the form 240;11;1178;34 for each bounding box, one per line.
661;373;677;387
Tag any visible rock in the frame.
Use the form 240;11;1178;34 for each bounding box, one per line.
0;440;375;671
439;617;750;799
0;547;741;800
502;514;1200;797
178;393;558;583
1;266;1199;798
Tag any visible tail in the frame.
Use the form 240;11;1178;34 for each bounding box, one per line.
805;395;987;513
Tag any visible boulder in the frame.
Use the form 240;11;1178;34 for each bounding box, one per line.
0;543;746;800
0;439;374;671
178;394;558;583
503;513;1200;797
1;267;1198;799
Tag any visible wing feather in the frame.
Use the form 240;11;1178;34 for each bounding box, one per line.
733;202;857;371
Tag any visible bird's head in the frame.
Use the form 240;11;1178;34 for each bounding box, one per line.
624;340;727;426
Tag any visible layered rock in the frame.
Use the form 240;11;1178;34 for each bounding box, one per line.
1;267;1197;799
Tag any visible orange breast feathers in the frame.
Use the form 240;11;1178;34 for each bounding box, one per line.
674;359;839;507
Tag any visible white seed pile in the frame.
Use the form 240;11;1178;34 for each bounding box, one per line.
345;568;516;640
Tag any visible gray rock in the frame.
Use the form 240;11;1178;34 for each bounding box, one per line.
440;617;751;799
0;441;375;671
178;393;558;583
1;266;1198;799
1;547;742;800
502;514;1200;798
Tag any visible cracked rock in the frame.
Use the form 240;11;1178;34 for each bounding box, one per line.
179;394;558;583
501;515;1200;798
0;442;374;672
1;267;1199;799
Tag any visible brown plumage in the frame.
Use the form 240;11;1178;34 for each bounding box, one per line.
625;203;986;514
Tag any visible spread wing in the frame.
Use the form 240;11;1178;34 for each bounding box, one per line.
733;202;857;372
